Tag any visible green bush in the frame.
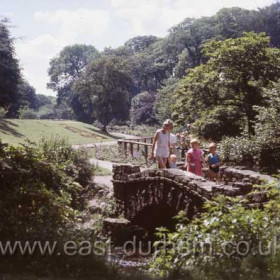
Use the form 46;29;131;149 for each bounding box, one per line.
0;137;109;277
0;137;92;240
95;144;155;167
18;107;38;119
194;106;243;141
0;107;7;118
220;136;261;166
151;183;280;280
107;124;157;137
220;135;280;172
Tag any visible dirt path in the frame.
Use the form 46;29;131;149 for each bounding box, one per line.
74;132;148;189
89;158;114;170
94;175;113;189
72;132;138;149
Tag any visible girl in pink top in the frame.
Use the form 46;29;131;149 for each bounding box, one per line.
185;139;204;176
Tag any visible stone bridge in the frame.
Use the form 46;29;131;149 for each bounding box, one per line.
112;164;275;233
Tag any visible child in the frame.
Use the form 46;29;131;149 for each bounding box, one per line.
150;120;171;169
205;143;221;182
169;154;177;169
185;139;204;176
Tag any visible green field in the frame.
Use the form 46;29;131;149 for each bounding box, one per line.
0;119;116;146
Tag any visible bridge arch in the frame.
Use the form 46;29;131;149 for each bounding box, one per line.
113;166;214;232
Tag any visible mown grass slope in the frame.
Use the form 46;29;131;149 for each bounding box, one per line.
0;119;116;146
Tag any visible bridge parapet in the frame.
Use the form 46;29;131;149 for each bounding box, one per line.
112;164;276;232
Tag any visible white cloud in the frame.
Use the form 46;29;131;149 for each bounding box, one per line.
16;34;63;95
34;9;110;41
13;1;275;96
15;8;110;95
110;0;275;36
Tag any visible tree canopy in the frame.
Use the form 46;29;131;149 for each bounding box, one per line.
74;56;133;131
48;44;99;122
0;19;20;109
172;32;280;140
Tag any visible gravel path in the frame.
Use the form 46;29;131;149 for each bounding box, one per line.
73;132;148;189
89;158;114;170
72;132;138;150
94;175;113;189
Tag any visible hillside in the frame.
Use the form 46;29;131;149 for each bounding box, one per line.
0;119;115;146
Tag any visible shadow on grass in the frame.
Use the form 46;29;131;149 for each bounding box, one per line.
0;119;24;138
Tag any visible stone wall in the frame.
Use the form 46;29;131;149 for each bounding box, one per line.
112;164;277;232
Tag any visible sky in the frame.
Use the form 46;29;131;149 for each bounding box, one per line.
0;0;277;96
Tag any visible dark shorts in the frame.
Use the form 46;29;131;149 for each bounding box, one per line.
210;166;220;174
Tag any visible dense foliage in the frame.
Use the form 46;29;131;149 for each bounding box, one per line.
74;56;133;131
48;44;100;123
220;80;280;172
42;3;280;129
151;183;280;280
0;137;121;278
0;19;20;110
173;32;280;139
0;137;93;241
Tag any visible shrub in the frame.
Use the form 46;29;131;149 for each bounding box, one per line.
0;137;93;240
18;106;38;119
0;137;106;277
130;91;157;126
194;106;243;141
151;182;280;280
38;136;94;187
107;124;157;137
220;136;262;166
220;135;280;172
95;144;155;167
0;107;7;118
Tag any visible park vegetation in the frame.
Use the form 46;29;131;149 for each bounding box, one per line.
151;183;280;280
2;3;280;279
1;4;280;135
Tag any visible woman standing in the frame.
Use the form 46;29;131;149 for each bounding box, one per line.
150;120;171;169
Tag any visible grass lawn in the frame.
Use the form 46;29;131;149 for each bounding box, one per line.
0;119;116;146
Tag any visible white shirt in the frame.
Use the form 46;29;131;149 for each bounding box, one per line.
170;133;177;145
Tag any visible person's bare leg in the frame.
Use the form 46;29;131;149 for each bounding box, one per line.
162;158;168;168
216;173;220;183
209;170;214;181
157;156;165;169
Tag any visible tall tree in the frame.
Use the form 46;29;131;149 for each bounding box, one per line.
173;32;280;139
0;19;20;109
47;44;99;122
74;56;133;131
154;77;181;123
6;80;38;117
258;3;280;48
130;91;157;126
124;36;158;54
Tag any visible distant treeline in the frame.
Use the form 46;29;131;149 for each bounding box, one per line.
1;3;280;129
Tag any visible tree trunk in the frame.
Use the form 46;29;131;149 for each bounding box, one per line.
102;124;107;133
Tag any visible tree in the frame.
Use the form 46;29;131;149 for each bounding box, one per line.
47;44;99;122
215;7;258;39
36;94;53;108
0;19;20;109
154;77;181;123
124;36;158;54
130;91;157;126
164;16;217;72
258;3;280;48
74;56;132;131
173;32;280;139
6;80;38;117
129;39;173;94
